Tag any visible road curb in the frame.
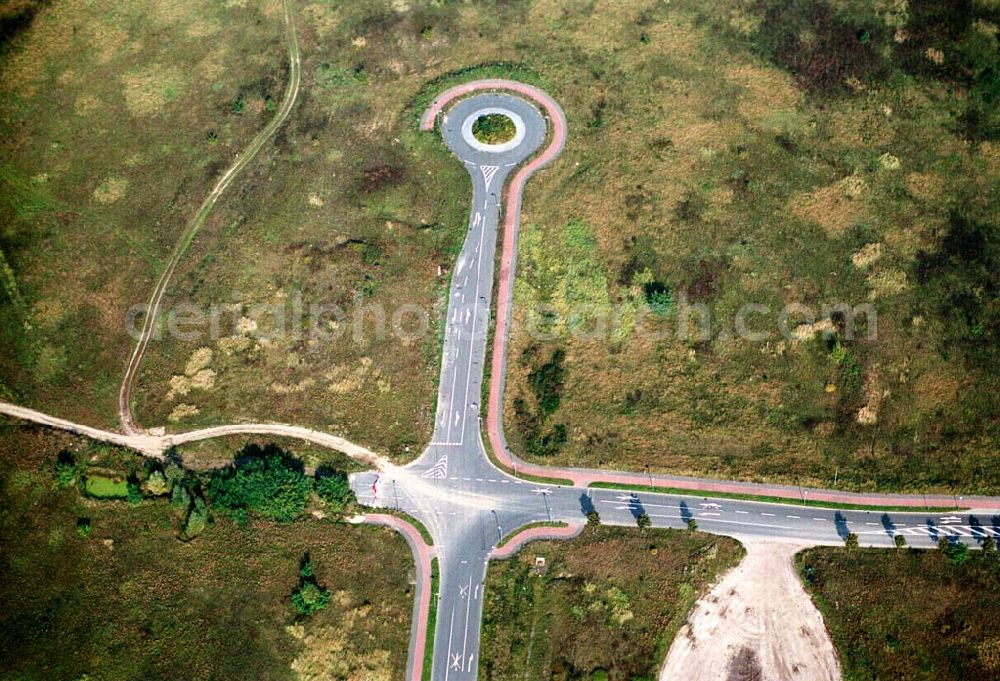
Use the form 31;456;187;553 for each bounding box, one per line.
490;522;585;560
361;514;435;681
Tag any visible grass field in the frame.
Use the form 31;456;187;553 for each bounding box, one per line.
799;546;1000;680
479;525;743;681
1;0;997;490
81;472;128;499
500;0;1000;494
0;426;412;680
0;0;287;426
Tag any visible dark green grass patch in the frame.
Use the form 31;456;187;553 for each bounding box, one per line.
799;545;1000;680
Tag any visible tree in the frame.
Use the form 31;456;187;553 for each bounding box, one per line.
943;540;969;566
894;534;906;549
55;451;77;488
76;517;91;538
145;469;169;496
164;461;185;487
983;536;996;553
182;495;209;540
844;532;859;550
292;556;330;616
636;512;651;532
292;582;331;616
207;445;310;522
314;467;354;512
171;481;191;510
126;478;143;506
687;519;698;532
586;510;601;529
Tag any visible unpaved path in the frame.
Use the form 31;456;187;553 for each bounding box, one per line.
118;0;302;433
0;400;387;469
659;540;841;681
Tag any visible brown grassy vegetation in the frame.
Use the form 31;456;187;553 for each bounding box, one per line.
479;525;743;681
501;0;1000;494
799;545;1000;680
0;426;412;680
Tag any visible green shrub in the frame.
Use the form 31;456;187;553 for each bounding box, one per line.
643;282;672;316
126;478;143;506
529;348;566;417
75;517;90;538
471;113;516;144
207;444;310;522
314;467;354;511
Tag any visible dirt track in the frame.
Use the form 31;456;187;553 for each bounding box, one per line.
659;540;841;681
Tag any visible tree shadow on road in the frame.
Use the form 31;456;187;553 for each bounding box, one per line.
834;512;849;540
679;500;693;525
970;516;987;545
628;493;645;520
880;512;896;539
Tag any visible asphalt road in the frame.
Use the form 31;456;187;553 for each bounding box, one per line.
350;88;1000;681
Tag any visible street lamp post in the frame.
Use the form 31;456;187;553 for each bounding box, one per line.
491;509;502;543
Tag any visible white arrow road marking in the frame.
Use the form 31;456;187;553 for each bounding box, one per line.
532;488;552;495
461;575;473;674
939;516;962;524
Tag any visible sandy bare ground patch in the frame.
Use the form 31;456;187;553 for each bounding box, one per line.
659;540;841;681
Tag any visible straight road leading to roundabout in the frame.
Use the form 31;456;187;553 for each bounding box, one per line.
350;80;1000;681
